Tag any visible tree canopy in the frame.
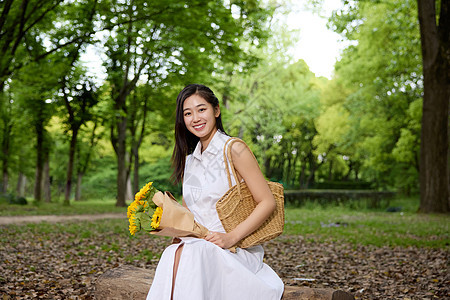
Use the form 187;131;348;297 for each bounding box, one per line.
0;0;447;213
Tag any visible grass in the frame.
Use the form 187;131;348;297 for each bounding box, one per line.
0;196;448;249
283;196;449;248
0;199;125;216
284;207;449;248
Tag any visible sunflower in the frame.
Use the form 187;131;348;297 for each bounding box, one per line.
127;181;160;236
128;214;139;235
151;207;163;229
135;181;153;201
127;201;140;218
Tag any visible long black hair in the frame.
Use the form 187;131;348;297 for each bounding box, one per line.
171;84;227;184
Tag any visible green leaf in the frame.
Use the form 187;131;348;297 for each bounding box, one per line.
146;186;158;210
135;211;153;232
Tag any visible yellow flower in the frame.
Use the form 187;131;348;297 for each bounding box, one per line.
127;201;140;218
151;207;163;229
126;181;159;236
135;182;153;201
129;214;139;235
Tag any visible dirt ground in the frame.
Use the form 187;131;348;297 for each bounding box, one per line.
0;216;448;299
0;213;124;225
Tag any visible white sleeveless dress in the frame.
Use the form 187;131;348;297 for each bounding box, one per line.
146;130;284;300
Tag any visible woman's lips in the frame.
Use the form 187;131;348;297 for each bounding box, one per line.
193;124;206;131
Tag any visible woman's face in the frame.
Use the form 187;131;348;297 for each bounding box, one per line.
183;94;220;143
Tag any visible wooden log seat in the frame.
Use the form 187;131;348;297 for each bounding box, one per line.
94;265;355;300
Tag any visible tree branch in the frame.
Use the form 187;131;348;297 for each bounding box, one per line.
12;0;64;55
0;0;14;35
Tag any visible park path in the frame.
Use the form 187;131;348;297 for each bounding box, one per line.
0;213;125;225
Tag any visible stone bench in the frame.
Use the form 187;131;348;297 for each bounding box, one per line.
94;265;354;300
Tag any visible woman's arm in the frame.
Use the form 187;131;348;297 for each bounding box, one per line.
204;140;276;249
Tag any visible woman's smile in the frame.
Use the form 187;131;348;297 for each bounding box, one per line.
193;123;206;131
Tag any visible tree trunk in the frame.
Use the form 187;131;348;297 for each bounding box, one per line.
94;265;355;300
417;0;450;213
2;163;8;193
305;171;315;189
43;157;51;203
132;146;139;194
116;115;127;207
291;153;299;187
64;127;78;205
34;168;41;201
34;124;44;201
328;160;333;181
306;153;317;188
16;172;26;197
1;114;11;194
343;161;353;181
264;155;272;179
75;172;83;201
285;156;292;186
1;144;8;193
126;175;133;202
299;163;306;189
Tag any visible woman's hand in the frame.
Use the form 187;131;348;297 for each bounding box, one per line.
204;231;238;249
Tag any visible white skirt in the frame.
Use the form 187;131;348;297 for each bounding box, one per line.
146;238;284;300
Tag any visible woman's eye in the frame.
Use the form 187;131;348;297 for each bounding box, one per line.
184;112;191;117
199;108;206;112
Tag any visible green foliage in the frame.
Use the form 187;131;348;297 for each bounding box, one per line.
225;36;324;188
95;0;275;205
313;0;423;189
0;89;35;191
0;0;429;205
0;193;27;205
82;155;118;199
0;0;99;90
138;156;180;196
78;153;178;200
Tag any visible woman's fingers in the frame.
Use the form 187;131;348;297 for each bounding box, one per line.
204;232;234;249
204;231;214;241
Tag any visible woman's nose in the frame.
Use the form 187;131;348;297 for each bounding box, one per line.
192;112;201;122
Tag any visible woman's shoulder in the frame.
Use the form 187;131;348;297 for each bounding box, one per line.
227;137;253;161
229;138;247;153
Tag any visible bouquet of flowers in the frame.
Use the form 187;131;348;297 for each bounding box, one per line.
127;182;160;235
127;181;209;239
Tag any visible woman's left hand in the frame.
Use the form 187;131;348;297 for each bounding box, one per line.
204;231;238;249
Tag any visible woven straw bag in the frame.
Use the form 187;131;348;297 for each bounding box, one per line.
216;138;285;249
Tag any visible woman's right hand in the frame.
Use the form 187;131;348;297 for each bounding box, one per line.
204;231;239;249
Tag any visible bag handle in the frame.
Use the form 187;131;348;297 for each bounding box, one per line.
223;137;259;195
223;137;237;188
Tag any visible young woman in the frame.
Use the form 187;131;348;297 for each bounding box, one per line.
146;84;284;300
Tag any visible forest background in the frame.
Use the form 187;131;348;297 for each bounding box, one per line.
0;0;448;213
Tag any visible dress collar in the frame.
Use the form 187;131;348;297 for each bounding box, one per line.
192;130;228;161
